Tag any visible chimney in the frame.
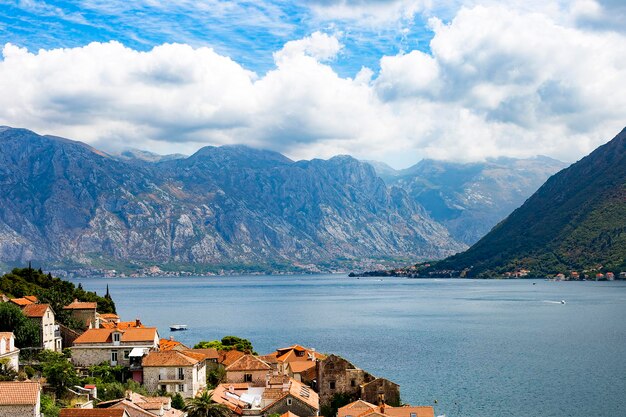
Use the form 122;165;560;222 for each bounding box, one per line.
136;318;141;327
169;336;174;341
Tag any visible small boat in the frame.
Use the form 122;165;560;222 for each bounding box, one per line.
561;300;566;304
170;324;188;331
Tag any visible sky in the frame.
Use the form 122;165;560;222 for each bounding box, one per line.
0;0;625;168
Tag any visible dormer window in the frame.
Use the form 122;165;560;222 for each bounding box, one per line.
112;332;121;345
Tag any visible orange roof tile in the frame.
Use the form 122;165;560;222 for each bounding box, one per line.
383;407;435;417
184;348;219;359
99;313;120;319
159;338;189;351
287;361;316;373
64;300;98;310
73;327;157;345
21;303;52;318
0;381;40;405
10;297;35;306
219;349;246;366
226;354;271;371
287;378;319;410
142;351;205;367
280;411;301;417
60;409;128;417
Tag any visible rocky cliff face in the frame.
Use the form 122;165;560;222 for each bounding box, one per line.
370;156;568;245
0;127;465;272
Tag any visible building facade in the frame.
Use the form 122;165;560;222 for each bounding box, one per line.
22;304;62;351
0;381;41;417
0;332;19;371
71;327;159;368
142;351;207;398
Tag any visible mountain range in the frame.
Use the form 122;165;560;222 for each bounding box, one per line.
368;156;567;245
0;126;570;275
406;126;626;277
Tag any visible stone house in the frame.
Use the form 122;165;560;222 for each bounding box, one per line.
0;381;41;417
0;332;19;372
212;375;319;417
64;300;99;329
142;350;207;398
22;303;62;351
360;379;400;406
71;327;159;368
225;354;272;386
316;354;374;406
316;355;400;407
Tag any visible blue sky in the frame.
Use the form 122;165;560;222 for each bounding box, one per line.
0;0;442;77
0;1;625;167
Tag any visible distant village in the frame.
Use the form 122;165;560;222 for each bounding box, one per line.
0;293;437;417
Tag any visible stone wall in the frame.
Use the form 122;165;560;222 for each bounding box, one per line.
316;355;374;406
262;395;317;417
360;378;400;406
0;404;38;417
226;369;270;387
144;363;206;399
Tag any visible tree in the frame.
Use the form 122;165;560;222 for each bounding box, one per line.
206;366;226;389
41;352;79;397
184;391;231;417
172;392;185;410
0;358;17;381
0;302;40;348
194;336;255;354
41;394;60;417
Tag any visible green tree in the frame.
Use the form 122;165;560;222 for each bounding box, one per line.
194;336;255;354
184;391;231;417
172;392;185;410
41;394;60;417
41;352;79;397
0;358;17;381
0;302;40;348
206;366;226;389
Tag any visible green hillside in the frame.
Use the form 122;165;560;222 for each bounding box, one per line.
421;127;626;278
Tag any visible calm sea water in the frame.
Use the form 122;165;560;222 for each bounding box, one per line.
72;275;626;417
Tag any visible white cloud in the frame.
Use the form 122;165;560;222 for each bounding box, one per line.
1;2;625;167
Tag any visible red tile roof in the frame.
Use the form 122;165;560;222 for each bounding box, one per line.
383;406;435;417
142;350;205;367
219;350;246;366
184;348;219;359
60;409;128;417
73;327;158;345
64;300;98;310
10;297;35;306
159;338;188;351
21;303;52;318
226;354;271;371
0;381;40;405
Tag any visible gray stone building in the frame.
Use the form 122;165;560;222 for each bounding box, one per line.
142;350;207;398
0;381;41;417
71;327;159;368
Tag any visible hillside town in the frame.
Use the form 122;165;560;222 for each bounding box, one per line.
0;292;436;417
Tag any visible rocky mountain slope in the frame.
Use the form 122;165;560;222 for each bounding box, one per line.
416;127;626;277
0;127;465;273
369;157;567;245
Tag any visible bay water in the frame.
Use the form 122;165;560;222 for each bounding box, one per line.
72;275;626;417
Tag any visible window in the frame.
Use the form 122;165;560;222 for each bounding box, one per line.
410;414;416;417
329;381;336;390
110;351;118;364
178;368;184;380
244;373;253;382
113;333;121;342
124;350;130;359
287;398;292;406
160;384;167;392
159;368;167;380
178;384;185;392
350;379;356;387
